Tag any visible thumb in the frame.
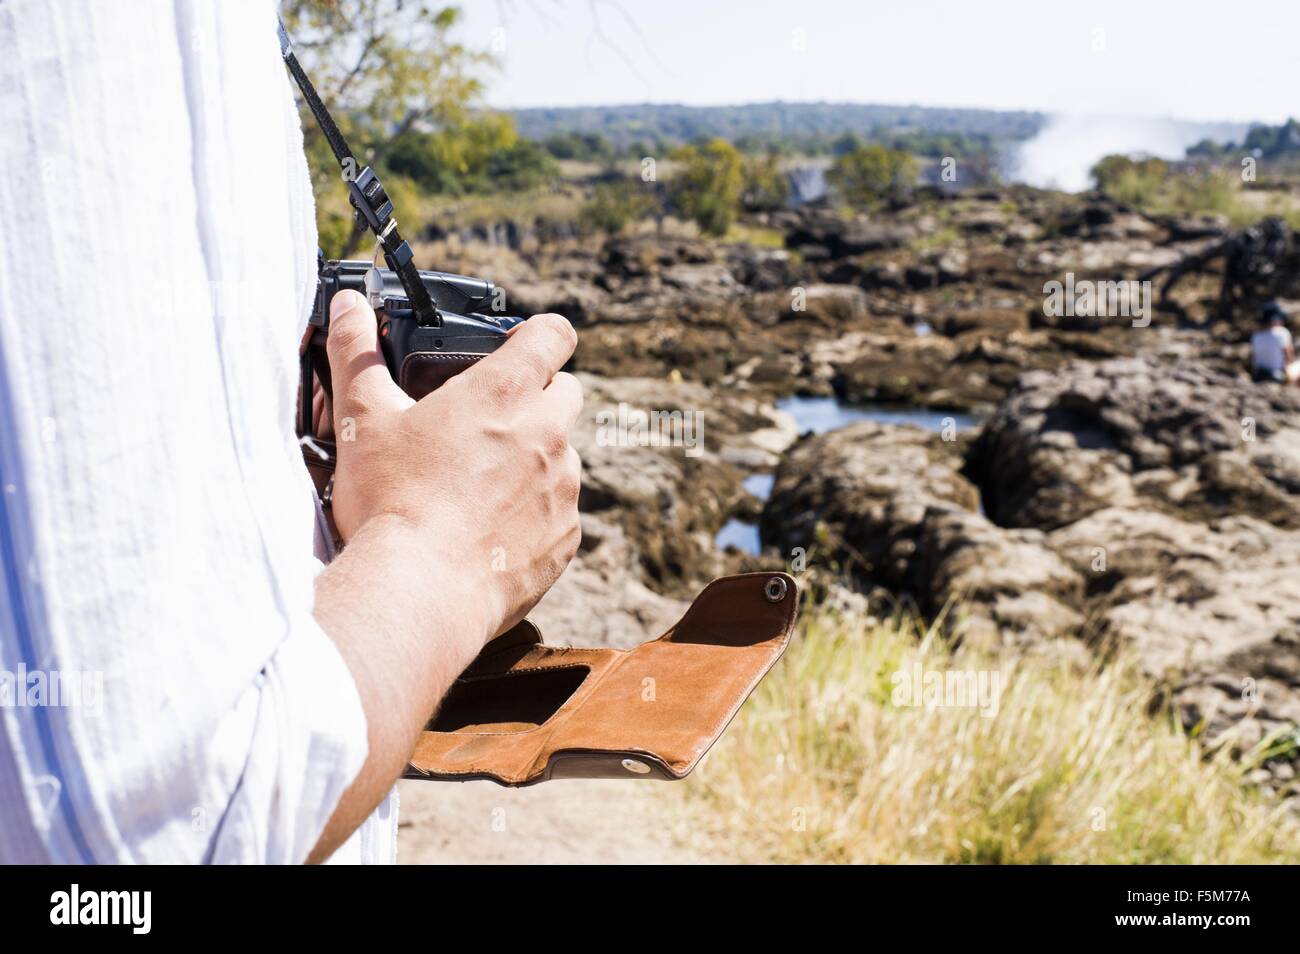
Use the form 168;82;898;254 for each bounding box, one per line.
325;290;408;422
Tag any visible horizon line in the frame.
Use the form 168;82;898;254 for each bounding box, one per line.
492;99;1272;129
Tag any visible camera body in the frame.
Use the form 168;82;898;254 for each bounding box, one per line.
308;256;524;402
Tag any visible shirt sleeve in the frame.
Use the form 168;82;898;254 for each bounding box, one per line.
0;0;370;864
205;612;369;864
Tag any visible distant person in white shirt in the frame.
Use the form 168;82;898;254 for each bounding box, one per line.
1250;302;1300;385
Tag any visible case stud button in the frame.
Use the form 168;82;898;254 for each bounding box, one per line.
764;576;788;602
621;758;651;775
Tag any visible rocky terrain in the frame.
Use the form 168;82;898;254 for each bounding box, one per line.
423;185;1300;803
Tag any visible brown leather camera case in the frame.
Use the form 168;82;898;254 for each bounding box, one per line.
405;571;799;785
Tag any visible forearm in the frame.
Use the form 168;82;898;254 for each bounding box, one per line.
304;296;581;862
307;514;493;863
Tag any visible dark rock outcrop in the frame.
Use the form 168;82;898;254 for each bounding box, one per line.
966;357;1300;530
759;421;1082;644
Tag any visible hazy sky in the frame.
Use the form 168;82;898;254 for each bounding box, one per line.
459;0;1297;123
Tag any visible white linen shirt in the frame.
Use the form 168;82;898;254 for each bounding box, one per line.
0;0;394;863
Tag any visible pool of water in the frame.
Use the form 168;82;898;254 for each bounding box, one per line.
714;518;762;554
776;395;983;435
713;398;984;555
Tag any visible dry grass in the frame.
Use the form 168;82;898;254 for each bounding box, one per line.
722;223;786;248
675;604;1300;864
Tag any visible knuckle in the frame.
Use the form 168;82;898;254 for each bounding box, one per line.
532;313;577;352
489;366;530;403
541;421;569;459
325;324;358;361
326;328;371;370
563;471;582;507
564;448;583;495
563;523;582;561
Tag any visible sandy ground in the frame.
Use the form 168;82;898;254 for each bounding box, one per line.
396;777;710;864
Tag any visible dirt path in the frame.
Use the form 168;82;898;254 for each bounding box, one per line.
396;778;710;864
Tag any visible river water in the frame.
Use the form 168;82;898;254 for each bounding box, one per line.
713;396;984;555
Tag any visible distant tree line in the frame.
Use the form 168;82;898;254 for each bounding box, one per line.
511;101;1045;153
1188;118;1300;161
579;139;925;238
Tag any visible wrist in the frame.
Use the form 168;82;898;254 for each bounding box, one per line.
349;511;500;666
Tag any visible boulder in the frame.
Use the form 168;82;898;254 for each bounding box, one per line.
931;305;1029;337
1047;507;1300;790
759;421;1082;643
507;278;608;324
531;512;688;649
967;356;1300;530
661;262;742;297
780;283;870;326
1157;213;1230;243
575;373;797;590
831;334;966;407
785;208;918;258
726;245;795;291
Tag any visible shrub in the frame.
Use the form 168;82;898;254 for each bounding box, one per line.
741;152;790;212
826;145;918;210
384;114;557;195
542;131;612;161
580;179;658;233
669;138;745;236
483;139;559;191
1090;154;1169;206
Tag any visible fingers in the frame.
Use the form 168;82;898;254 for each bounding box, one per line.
325;290;408;421
475;313;576;398
540;371;584;430
564;445;583;507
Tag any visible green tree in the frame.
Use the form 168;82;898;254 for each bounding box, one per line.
542;132;612;161
281;0;493;256
580;179;659;233
483;139;560;191
1089;154;1169;206
670;138;745;236
741;152;790;212
831;132;866;157
826;145;918;211
385;113;558;195
1242;118;1300;159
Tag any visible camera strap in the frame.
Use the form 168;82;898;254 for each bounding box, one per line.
276;17;441;327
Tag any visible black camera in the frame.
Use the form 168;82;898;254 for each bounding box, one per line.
307;256;523;402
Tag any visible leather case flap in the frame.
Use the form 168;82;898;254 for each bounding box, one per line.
405;572;799;785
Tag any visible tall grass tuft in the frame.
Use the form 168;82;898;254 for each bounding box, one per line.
676;605;1300;864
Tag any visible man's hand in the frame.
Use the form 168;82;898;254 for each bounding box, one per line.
308;289;582;862
327;289;583;632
